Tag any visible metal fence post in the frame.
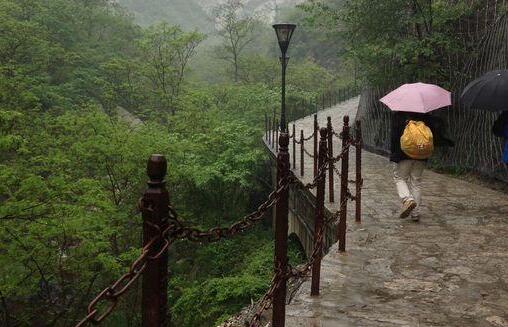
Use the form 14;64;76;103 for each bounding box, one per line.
338;116;350;252
268;119;272;146
355;120;363;223
300;130;304;177
142;155;169;327
313;115;318;178
273;132;290;327
311;128;327;296
327;117;334;203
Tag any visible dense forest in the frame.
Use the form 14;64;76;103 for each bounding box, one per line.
3;0;503;326
0;0;347;326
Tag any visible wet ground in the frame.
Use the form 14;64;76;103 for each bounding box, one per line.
284;98;508;327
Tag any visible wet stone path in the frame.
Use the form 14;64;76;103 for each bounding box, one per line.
278;98;508;327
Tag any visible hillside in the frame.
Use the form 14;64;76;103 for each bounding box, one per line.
117;0;305;30
117;0;212;30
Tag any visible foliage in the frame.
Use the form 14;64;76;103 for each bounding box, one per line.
303;0;490;87
213;0;257;83
0;0;335;326
0;108;172;325
171;232;305;327
140;23;205;116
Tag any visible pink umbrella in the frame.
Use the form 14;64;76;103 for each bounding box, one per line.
380;82;452;113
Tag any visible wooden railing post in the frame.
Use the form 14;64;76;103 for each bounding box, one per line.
300;130;304;177
355;120;363;223
292;124;296;169
338;116;350;252
327;117;334;203
142;155;169;327
273;132;290;327
311;127;327;296
313;115;318;178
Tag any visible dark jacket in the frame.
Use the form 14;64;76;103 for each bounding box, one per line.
390;112;454;163
493;111;508;137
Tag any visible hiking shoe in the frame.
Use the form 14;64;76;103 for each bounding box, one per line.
399;200;417;219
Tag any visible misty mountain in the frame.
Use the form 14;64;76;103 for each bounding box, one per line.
117;0;212;31
117;0;305;30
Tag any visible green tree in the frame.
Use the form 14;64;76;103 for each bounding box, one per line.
303;0;485;86
140;23;204;116
213;0;256;83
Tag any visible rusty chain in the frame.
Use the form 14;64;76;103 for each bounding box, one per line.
247;209;333;325
288;224;324;279
291;138;353;191
302;146;315;159
327;142;353;165
332;164;359;185
76;128;361;327
75;202;175;327
248;265;286;327
294;130;316;144
331;129;342;139
75;176;291;326
168;176;293;243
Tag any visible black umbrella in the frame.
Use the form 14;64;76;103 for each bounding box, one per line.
461;70;508;112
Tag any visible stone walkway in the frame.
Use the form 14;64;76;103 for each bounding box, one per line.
283;98;508;327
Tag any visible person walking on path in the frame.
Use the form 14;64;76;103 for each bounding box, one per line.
492;111;508;165
390;112;454;221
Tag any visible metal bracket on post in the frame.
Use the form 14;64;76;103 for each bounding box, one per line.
142;155;169;327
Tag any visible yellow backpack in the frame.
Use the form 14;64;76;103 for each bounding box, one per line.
400;120;434;160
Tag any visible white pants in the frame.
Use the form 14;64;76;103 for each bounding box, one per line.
393;160;425;215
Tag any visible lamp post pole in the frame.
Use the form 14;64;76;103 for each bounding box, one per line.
272;23;296;327
280;55;288;132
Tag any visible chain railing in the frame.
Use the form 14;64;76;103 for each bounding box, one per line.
264;113;363;221
250;115;363;326
75;108;363;327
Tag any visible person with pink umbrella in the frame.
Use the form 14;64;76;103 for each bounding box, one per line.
381;83;454;221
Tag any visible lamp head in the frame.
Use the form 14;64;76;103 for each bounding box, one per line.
273;23;296;54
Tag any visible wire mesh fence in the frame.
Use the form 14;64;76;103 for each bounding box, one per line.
357;4;508;182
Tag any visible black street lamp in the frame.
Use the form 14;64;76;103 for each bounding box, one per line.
273;23;296;133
